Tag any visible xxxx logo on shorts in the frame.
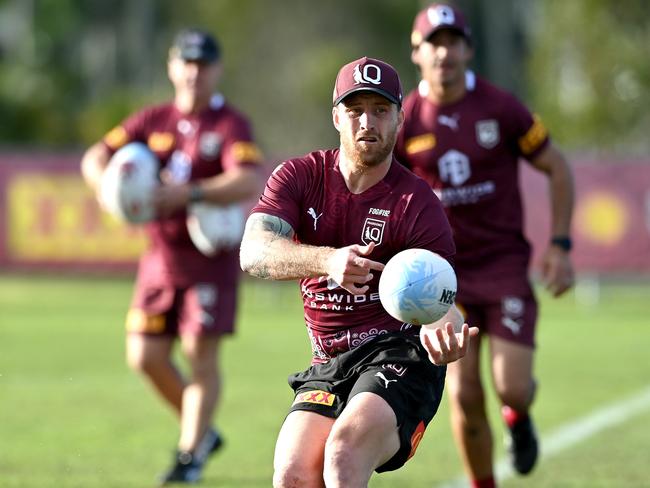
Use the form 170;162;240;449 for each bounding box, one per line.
292;390;336;407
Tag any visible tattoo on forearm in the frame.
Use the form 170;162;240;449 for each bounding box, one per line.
242;213;296;279
246;213;294;238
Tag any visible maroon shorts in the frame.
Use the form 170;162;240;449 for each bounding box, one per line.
456;295;538;348
125;282;237;337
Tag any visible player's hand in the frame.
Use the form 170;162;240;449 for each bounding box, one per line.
419;322;479;365
151;183;191;217
541;245;574;297
325;242;385;295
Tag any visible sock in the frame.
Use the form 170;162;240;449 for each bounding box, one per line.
502;405;529;428
471;476;496;488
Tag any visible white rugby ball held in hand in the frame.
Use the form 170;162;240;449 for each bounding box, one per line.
378;248;457;326
187;203;245;256
100;142;160;223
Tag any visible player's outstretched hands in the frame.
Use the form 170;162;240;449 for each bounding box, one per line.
420;322;479;365
325;242;385;295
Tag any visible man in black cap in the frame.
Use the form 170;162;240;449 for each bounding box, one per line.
240;56;478;487
81;28;263;484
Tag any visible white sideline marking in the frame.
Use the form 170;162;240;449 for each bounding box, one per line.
436;385;650;487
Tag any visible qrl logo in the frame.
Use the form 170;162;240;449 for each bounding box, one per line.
361;218;386;246
439;288;456;305
353;64;382;85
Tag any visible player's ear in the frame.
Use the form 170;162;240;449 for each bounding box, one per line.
212;62;224;83
396;106;405;132
464;40;475;62
167;57;176;81
411;46;420;66
332;106;341;132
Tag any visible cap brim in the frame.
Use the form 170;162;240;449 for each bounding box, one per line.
421;26;470;44
170;46;219;63
180;52;219;63
334;87;400;106
181;54;219;63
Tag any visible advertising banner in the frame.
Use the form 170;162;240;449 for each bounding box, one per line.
0;153;145;273
0;153;648;275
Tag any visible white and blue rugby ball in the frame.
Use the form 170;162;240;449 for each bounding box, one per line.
100;142;159;223
378;248;457;325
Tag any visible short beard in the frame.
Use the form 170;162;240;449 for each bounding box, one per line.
341;129;397;169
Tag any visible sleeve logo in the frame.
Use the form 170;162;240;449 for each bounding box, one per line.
231;141;262;164
518;114;548;155
104;126;128;150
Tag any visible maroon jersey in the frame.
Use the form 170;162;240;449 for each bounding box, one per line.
102;94;262;287
395;73;550;303
251;149;455;363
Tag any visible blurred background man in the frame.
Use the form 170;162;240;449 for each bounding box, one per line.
80;28;262;484
396;4;575;487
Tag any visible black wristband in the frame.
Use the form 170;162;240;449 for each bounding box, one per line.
551;236;572;251
188;184;205;203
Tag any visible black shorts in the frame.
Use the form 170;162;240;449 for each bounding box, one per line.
287;332;446;472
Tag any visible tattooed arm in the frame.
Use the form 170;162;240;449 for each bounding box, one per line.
239;212;384;294
239;212;330;280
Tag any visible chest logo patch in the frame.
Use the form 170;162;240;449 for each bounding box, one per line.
361;218;385;246
476;119;500;149
199;133;222;159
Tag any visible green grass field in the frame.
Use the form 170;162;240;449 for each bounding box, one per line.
1;274;648;488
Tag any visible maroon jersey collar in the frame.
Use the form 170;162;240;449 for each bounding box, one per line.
332;150;400;199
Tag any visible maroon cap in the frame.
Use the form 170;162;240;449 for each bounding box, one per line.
333;57;403;106
411;3;472;47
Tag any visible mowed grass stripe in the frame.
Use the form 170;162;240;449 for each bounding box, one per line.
1;275;648;488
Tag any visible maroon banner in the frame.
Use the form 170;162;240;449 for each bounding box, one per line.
522;158;650;274
0;152;649;275
0;152;145;273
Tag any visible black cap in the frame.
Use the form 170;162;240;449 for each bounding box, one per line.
170;29;220;63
